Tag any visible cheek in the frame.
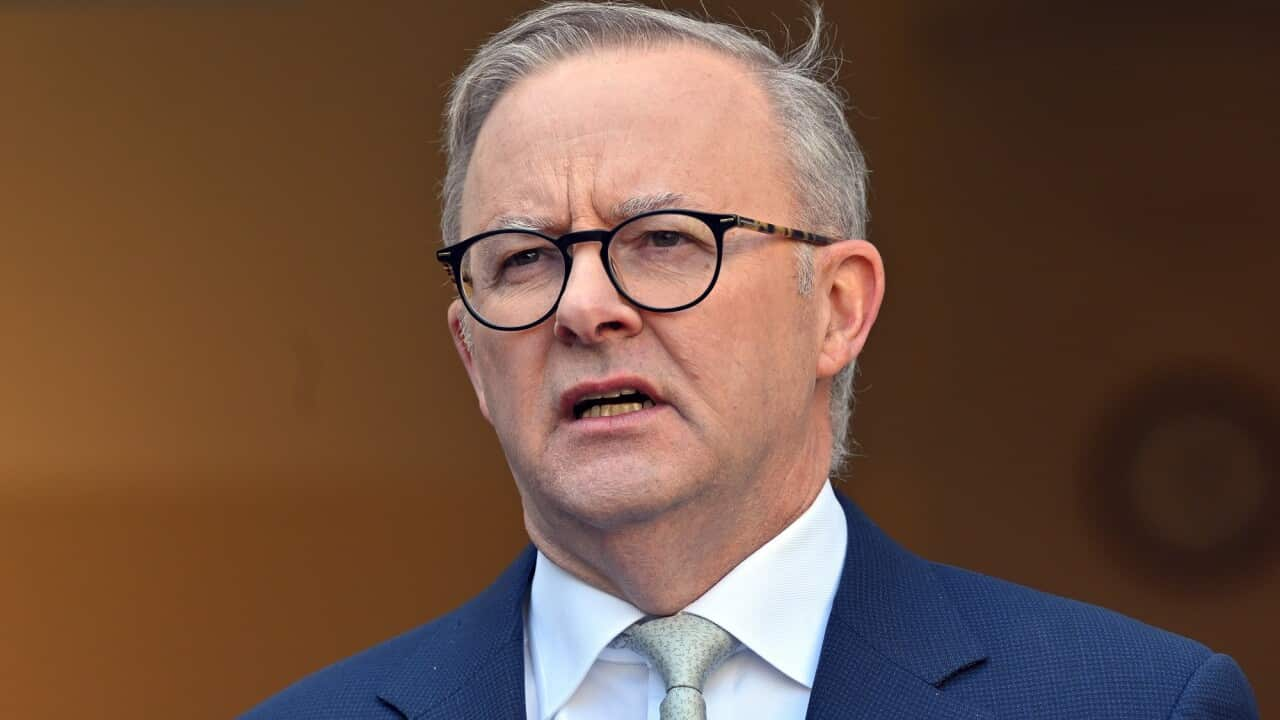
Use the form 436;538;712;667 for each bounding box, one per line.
665;315;783;419
474;336;549;425
708;277;815;407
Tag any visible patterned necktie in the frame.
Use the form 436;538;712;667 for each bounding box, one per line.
621;613;736;720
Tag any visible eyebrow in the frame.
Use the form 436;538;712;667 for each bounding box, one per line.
610;191;690;221
485;213;557;234
483;191;694;236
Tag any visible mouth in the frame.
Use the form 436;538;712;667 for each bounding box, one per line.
572;388;656;420
562;378;665;422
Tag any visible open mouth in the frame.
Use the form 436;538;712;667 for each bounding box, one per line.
572;388;656;420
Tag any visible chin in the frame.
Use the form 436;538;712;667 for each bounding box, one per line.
528;454;711;531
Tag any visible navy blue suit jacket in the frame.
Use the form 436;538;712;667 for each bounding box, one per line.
244;491;1259;719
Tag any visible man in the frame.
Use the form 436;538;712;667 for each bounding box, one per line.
245;3;1258;718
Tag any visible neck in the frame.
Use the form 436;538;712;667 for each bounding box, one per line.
524;460;829;616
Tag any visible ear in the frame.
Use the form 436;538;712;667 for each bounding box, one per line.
815;239;885;379
448;300;492;423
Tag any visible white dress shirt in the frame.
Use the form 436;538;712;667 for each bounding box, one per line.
523;482;848;720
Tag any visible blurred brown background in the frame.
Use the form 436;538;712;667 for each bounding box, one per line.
1;1;1276;717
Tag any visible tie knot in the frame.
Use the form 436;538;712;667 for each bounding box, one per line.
622;613;736;692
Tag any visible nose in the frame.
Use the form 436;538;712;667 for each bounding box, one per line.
553;243;643;345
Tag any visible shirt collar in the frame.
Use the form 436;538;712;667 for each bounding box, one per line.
528;549;646;720
685;481;847;688
527;481;847;717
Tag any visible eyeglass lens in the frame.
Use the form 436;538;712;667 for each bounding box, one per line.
459;212;718;329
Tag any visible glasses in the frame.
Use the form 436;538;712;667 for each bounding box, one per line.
436;209;836;331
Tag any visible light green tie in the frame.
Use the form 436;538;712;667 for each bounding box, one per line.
622;613;736;720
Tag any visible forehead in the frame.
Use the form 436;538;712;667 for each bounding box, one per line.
460;43;791;235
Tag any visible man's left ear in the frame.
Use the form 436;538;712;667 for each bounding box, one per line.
816;239;885;379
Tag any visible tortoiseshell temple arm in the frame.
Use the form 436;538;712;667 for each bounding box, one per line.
732;215;838;246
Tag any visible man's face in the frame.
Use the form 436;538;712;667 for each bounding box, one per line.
452;45;834;532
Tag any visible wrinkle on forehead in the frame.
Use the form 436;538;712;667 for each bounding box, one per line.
482;190;695;236
460;44;790;239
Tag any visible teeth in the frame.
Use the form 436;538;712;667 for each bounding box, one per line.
580;399;655;419
581;387;638;402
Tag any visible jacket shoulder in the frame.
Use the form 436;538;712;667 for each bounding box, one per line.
239;613;454;720
240;547;536;719
932;561;1207;656
930;562;1256;718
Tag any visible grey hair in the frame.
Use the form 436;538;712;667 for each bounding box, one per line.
443;1;868;476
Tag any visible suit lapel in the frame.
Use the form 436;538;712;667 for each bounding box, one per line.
806;491;992;720
377;546;535;720
375;491;991;719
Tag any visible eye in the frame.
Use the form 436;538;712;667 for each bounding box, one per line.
644;230;690;248
503;248;546;268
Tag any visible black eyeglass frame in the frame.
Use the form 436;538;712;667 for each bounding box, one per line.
436;209;837;332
